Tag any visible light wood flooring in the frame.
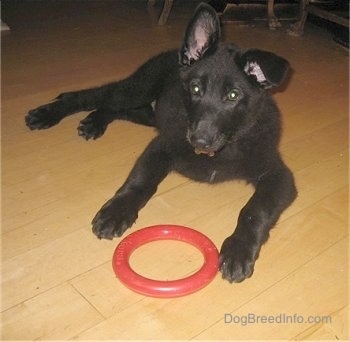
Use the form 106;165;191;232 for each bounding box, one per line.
1;1;348;340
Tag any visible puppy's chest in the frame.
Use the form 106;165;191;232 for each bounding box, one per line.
174;146;244;183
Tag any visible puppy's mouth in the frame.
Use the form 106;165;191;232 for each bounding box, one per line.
194;147;216;157
189;136;226;157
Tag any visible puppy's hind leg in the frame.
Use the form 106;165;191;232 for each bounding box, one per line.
25;87;109;130
26;51;176;132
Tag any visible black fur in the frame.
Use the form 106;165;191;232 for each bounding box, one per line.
25;3;297;283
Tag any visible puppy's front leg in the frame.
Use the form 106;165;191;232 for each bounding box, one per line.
92;137;171;239
220;165;297;283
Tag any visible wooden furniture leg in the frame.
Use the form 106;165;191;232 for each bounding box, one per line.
267;0;282;29
148;0;174;25
288;0;309;36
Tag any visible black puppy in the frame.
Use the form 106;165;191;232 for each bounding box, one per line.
25;3;297;283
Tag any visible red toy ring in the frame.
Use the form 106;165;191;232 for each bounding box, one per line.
112;225;219;298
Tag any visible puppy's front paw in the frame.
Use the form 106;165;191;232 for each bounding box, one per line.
91;197;138;240
219;236;257;283
25;107;61;130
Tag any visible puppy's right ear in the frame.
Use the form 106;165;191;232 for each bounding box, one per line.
179;3;220;66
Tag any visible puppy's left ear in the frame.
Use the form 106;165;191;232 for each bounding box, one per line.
241;49;290;89
179;3;220;66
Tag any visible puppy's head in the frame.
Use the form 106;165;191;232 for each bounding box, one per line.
179;3;290;157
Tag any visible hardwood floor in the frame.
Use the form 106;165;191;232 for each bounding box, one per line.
1;1;348;340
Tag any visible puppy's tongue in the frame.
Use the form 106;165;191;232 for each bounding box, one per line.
194;147;215;157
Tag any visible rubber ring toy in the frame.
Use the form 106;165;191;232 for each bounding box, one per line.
112;224;219;298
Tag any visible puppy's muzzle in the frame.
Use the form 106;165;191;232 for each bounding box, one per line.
187;122;225;157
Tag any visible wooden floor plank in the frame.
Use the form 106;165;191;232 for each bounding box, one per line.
293;305;349;340
0;283;104;340
1;230;115;311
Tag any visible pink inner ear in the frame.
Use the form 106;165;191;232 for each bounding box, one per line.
186;26;208;60
244;62;267;83
194;26;208;51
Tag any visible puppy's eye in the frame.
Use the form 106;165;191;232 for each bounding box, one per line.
190;84;201;96
227;90;238;101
